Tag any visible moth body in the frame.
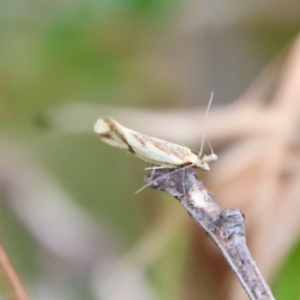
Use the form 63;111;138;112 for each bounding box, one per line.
94;118;217;170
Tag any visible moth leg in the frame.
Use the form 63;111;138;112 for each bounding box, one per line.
181;163;194;195
136;167;178;194
145;165;172;171
182;168;187;194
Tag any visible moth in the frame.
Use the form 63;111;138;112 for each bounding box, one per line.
94;117;217;171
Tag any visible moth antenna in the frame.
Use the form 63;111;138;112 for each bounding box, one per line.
199;92;214;157
208;141;215;155
135;164;193;194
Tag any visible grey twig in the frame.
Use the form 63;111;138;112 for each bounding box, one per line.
146;167;275;300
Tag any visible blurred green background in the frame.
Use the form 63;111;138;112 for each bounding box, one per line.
0;0;300;299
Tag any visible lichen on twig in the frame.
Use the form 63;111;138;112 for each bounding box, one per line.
146;167;275;300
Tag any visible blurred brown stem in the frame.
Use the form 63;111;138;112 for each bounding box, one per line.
0;242;29;300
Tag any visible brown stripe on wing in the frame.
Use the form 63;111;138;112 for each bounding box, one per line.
131;131;147;147
102;118;135;154
99;132;113;139
153;140;191;159
131;132;191;160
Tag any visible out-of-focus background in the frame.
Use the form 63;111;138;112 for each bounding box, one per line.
1;0;300;299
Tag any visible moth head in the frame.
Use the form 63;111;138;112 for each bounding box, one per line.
202;153;218;164
194;160;210;171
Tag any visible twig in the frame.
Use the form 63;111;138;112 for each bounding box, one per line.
0;242;29;300
146;167;275;300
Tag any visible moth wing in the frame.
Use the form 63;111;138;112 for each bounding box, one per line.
94;118;130;151
123;131;193;166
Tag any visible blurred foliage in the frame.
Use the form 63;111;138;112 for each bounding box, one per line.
0;0;174;298
273;240;300;300
0;0;173;126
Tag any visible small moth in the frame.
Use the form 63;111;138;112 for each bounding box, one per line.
93;118;217;171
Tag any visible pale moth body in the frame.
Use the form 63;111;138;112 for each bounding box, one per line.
94;118;217;170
